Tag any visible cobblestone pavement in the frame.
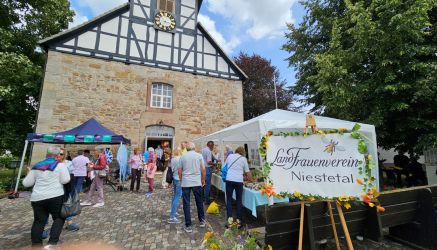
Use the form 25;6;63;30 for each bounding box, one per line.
0;175;230;250
0;175;412;250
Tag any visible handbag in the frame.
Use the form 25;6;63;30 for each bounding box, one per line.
221;156;242;181
95;169;107;178
60;193;81;219
166;165;173;184
94;156;108;178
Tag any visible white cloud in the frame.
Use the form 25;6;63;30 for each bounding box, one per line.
206;0;296;40
75;0;126;15
69;10;89;28
198;14;241;53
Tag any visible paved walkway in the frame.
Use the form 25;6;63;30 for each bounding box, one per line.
0;175;412;250
0;176;229;250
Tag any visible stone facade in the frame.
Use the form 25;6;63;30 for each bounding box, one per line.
32;50;243;162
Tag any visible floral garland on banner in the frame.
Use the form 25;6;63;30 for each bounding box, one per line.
258;124;384;212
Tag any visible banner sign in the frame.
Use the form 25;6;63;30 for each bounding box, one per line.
266;133;365;198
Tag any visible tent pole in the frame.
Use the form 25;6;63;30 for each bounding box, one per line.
14;140;29;193
119;142;122;185
219;137;224;162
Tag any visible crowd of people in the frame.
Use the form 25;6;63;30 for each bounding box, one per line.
22;140;253;248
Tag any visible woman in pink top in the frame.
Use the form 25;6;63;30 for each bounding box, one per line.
129;148;142;192
145;147;157;195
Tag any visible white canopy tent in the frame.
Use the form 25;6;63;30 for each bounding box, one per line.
194;109;379;189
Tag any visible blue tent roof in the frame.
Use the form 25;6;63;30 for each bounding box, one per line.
27;118;130;144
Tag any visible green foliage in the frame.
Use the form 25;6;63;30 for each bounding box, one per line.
234;52;297;120
0;52;41;154
283;0;437;155
203;218;261;250
0;0;74;155
0;153;16;168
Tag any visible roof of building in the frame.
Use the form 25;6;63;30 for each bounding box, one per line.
38;1;246;80
39;3;130;47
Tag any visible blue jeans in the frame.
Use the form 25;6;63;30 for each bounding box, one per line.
226;181;244;221
170;179;182;219
204;167;212;203
73;176;85;194
182;186;204;227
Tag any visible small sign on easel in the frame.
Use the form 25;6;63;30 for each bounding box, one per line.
304;114;318;134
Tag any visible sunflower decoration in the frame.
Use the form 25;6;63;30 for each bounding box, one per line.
336;195;356;210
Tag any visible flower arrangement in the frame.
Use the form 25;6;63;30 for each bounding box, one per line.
258;123;385;212
260;183;279;198
202;218;262;250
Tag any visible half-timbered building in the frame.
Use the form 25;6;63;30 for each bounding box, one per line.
32;0;246;159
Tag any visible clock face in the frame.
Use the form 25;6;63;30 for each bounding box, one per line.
154;11;176;31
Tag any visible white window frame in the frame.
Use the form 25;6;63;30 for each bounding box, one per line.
150;83;173;109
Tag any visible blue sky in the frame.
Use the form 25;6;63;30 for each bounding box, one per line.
69;0;306;87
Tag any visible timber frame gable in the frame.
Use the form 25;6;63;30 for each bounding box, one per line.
39;0;247;81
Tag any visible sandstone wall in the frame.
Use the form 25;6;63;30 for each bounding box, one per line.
31;51;244;162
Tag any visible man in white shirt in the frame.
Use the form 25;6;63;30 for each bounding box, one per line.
201;141;216;204
179;142;206;233
72;149;90;194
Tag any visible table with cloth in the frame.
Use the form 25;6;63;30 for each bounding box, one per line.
211;173;289;217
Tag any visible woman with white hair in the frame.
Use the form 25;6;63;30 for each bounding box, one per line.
80;146;108;208
23;146;70;247
145;147;157;196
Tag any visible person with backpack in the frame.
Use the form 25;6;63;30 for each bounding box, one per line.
224;146;253;228
168;147;182;223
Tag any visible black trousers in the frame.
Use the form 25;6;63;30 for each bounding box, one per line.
31;195;65;245
225;181;244;222
130;168;142;191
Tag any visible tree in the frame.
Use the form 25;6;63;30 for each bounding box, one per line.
234;52;296;120
0;0;74;155
283;0;436;155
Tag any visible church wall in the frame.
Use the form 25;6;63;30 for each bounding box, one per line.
31;50;244;162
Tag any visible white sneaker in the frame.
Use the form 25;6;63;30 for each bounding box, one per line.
80;201;92;206
167;218;180;224
92;202;104;208
43;244;60;250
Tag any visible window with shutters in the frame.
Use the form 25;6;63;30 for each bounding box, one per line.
158;0;175;13
150;83;173;109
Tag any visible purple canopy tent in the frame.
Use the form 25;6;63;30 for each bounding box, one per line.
26;118;130;144
14;118;130;193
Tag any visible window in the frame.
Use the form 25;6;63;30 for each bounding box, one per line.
158;0;175;13
151;83;173;109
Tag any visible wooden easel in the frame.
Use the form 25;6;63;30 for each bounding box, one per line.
336;202;355;250
296;116;353;250
298;202;304;250
327;201;341;250
304;114;318;134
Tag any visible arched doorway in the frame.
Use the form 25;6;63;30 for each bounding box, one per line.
144;124;175;151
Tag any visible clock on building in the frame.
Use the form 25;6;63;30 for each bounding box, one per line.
154;11;176;31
